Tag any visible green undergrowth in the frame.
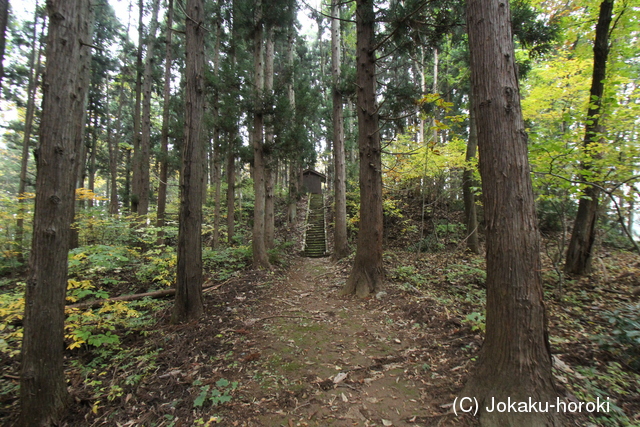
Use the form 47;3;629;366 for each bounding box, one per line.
386;249;640;426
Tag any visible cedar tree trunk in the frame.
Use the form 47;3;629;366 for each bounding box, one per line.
20;1;93;424
131;0;143;213
341;0;383;297
157;0;174;236
252;0;271;269
16;9;43;263
463;100;480;254
332;0;349;260
136;0;161;216
461;0;561;424
172;0;206;323
0;0;8;86
264;25;275;250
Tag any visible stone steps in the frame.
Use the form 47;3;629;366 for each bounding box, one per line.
304;193;327;257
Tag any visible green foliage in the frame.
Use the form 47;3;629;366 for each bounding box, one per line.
203;246;252;281
409;235;444;253
0;283;25;357
192;378;238;408
571;362;639;426
445;262;486;286
267;241;295;267
389;265;425;288
65;298;141;350
136;247;177;287
462;311;486;333
68;245;138;282
595;304;640;370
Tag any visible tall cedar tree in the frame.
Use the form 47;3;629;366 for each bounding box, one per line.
252;0;271;269
332;0;349;260
463;102;480;253
211;1;222;248
460;0;561;424
157;0;174;240
20;1;93;424
136;0;161;216
172;0;205;322
131;0;143;213
17;5;44;262
564;0;614;275
341;0;384;297
264;25;275;250
0;0;8;86
286;28;299;224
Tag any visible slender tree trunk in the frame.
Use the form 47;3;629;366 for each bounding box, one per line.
331;0;348;260
460;0;560;424
172;0;205;323
0;0;9;87
16;7;44;263
157;0;174;241
20;2;93;424
463;98;479;253
226;130;236;244
341;0;383;297
286;29;299;224
252;0;270;269
564;0;614;276
87;111;98;208
69;9;94;251
131;0;144;213
136;0;160;216
211;4;222;249
226;4;239;244
108;81;121;215
264;25;275;250
417;47;425;145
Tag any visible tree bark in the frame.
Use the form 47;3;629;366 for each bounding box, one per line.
564;0;614;276
107;80;121;215
136;0;161;216
87;110;98;208
20;1;93;424
462;99;480;254
226;4;239;244
226;130;236;244
172;0;206;323
264;25;275;250
286;28;299;224
211;3;222;249
252;0;271;269
157;0;174;241
332;0;349;260
69;2;95;251
460;0;560;424
0;0;8;86
131;0;144;214
16;7;44;263
341;0;383;297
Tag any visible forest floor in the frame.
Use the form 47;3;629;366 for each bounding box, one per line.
2;236;640;426
213;256;477;427
60;254;480;427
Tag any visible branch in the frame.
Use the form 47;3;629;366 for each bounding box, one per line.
536;170;640;255
80;41;104;51
371;0;432;52
66;281;225;310
175;0;211;32
299;0;356;23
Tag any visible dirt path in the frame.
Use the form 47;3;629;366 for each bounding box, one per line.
230;257;467;427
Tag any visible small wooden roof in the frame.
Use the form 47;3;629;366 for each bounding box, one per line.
302;169;326;181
